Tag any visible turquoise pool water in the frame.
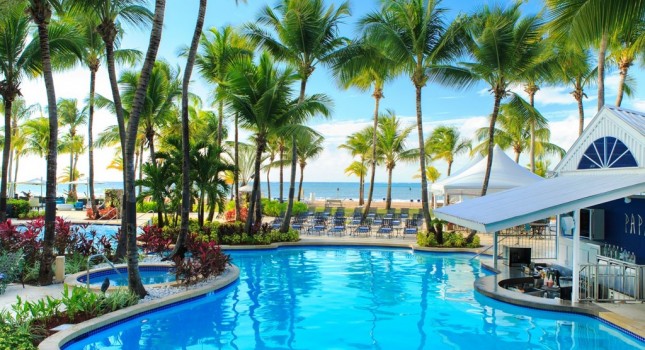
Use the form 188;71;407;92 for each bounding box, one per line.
77;266;176;287
63;247;643;349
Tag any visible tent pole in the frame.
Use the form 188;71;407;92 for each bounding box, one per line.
572;210;581;303
493;231;499;270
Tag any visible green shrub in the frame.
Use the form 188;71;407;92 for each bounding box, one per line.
136;201;157;213
417;231;480;248
0;323;35;350
6;199;29;219
219;229;299;245
261;199;308;216
17;211;43;220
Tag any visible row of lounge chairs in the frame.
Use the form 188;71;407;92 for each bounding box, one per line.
270;207;422;238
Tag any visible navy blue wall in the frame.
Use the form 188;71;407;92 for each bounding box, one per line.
591;198;645;264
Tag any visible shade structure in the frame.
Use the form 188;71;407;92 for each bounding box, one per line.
431;145;542;196
239;184;253;193
16;177;45;196
60;177;105;185
433;173;645;233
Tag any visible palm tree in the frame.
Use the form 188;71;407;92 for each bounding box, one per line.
413;165;440;208
135;160;170;227
609;22;645;107
360;0;471;231
57;98;87;201
425;126;470;177
376;111;414;210
294;132;324;202
338;128;371;206
332;39;400;215
23;117;51;158
245;0;349;230
549;43;596;136
58;134;86;201
546;0;645;111
222;53;331;233
263;137;279;201
195;25;253;146
70;0;153;263
0;2;80;222
462;3;543;196
121;0;167;298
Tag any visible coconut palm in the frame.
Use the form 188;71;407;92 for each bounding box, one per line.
462;3;543;196
23;117;51;158
135;160;171;227
195;25;253;146
222;53;331;233
413;165;440;208
609;22;645;107
57;98;87;200
245;0;349;230
425;126;470;177
548;43;596;136
376;111;415;210
332;39;400;215
360;0;471;231
294;132;324;202
58;134;86;201
338;128;372;206
546;0;645;111
263;137;279;201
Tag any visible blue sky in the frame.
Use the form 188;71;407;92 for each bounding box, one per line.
18;0;645;184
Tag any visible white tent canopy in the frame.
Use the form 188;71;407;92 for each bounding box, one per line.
431;145;543;196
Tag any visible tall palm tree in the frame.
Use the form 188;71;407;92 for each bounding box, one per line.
332;39;400;215
413;165;440;208
294;132;324;202
223;53;331;233
462;3;543;196
338;128;371;206
609;22;645;107
57;98;87;200
245;0;349;230
546;0;645;111
263;137;279;200
195;25;252;146
375;111;414;210
23;117;51;159
0;2;80;222
70;0;153;262
425;126;470;177
360;0;471;232
121;0;167;298
549;43;596;136
58;134;86;200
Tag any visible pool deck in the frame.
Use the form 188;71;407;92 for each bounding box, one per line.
1;227;644;346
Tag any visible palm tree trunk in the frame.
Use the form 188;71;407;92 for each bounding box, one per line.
89;67;99;218
359;156;364;206
7;145;13;199
266;166;271;200
575;91;585;136
123;0;167;298
105;37;129;262
597;32;607;111
528;91;536;173
246;138;265;233
415;85;432;234
615;59;630;107
481;93;503;196
281;135;297;233
207;192;216;221
217;99;224;146
385;167;393;210
0;99;12;221
279;145;284;202
297;163;304;202
234;113;241;221
138;143;143;194
68;151;73;197
363;89;381;221
198;191;205;227
148;131;156;163
31;1;58;285
12;155;20;201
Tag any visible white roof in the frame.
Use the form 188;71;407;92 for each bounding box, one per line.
433;173;645;233
605;105;645;137
431;145;543;195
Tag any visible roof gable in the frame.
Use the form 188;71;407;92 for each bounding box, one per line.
554;106;645;175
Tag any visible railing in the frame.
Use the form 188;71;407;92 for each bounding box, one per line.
469;235;511;261
86;254;122;289
498;224;557;260
579;257;644;302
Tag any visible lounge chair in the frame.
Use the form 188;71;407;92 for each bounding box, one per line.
309;217;327;235
327;217;347;236
400;208;409;218
353;218;372;237
403;218;419;237
376;218;394;238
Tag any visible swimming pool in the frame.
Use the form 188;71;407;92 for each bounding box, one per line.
62;247;643;349
76;265;176;287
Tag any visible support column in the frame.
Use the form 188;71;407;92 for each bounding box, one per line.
493;231;499;270
572;210;581;303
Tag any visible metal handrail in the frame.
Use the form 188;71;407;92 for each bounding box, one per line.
470;235;510;260
579;260;644;302
86;253;122;289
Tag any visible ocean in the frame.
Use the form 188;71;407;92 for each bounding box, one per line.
12;181;427;202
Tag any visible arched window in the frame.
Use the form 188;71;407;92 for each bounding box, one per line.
577;137;638;169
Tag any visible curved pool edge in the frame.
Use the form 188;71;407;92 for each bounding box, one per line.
64;263;179;292
39;264;240;350
475;262;645;340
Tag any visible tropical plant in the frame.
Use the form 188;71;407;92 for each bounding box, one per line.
462;3;543;196
57;98;87;201
375;111;414;209
294;132;324;202
546;0;645;111
425;126;470;177
608;21;644;107
222;53;331;233
338;128;372;206
360;0;471;231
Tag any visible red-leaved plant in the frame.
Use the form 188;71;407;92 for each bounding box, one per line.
224;207;248;222
137;225;172;256
173;233;231;286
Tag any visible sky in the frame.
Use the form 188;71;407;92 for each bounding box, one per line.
12;0;645;185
